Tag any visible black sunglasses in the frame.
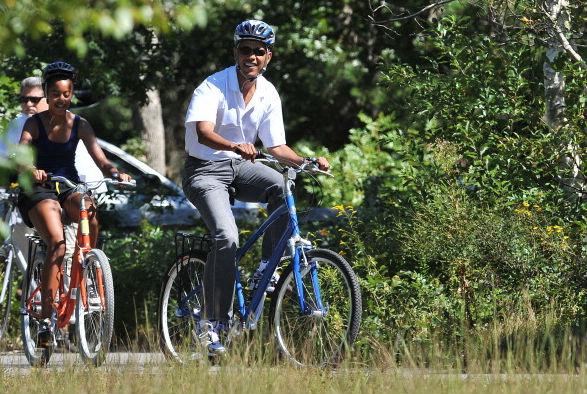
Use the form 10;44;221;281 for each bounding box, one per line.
19;96;44;104
238;46;267;57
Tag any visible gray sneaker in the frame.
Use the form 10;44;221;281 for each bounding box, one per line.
199;321;226;356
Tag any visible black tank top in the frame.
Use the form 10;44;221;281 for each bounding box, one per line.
32;113;80;183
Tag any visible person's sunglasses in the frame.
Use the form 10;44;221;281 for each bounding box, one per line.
19;96;44;104
238;46;267;57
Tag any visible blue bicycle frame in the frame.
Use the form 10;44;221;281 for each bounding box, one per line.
233;167;326;329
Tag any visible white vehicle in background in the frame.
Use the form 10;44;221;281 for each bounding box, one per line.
96;139;259;228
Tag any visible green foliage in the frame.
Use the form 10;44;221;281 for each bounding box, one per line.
0;73;20;124
296;113;436;207
382;16;585;217
0;0;207;57
102;223;176;344
120;137;148;163
0;0;401;153
306;15;587;347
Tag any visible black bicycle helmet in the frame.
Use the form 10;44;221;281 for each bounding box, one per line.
42;61;76;83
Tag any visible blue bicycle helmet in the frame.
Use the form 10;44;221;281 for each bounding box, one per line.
42;61;76;83
234;20;275;47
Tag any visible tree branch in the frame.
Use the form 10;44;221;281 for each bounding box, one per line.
541;1;587;69
369;0;458;24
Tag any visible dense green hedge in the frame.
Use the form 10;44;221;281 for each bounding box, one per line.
296;17;587;352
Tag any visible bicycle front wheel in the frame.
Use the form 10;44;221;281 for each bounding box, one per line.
20;250;52;366
269;248;362;367
158;253;206;362
75;249;114;366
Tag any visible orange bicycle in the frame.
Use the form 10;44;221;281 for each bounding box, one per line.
20;175;134;366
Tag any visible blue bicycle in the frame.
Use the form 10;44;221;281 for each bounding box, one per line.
158;153;362;366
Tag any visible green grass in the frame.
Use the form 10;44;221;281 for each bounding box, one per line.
2;362;587;394
3;326;587;393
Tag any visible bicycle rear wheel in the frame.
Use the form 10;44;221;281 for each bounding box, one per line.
20;250;52;366
158;253;206;362
75;249;114;366
269;248;362;367
0;251;13;340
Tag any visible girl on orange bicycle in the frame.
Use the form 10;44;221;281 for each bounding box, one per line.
17;61;131;346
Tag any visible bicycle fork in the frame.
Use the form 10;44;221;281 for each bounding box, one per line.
0;246;14;304
76;200;106;312
290;238;326;317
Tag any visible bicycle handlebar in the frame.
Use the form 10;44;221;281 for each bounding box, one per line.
0;187;19;202
255;152;333;177
48;175;137;191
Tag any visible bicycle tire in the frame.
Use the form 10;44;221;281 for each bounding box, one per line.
0;254;12;340
158;253;206;362
75;249;114;366
20;250;52;366
269;248;362;367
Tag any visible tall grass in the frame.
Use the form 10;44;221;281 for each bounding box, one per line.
3;319;587;393
363;317;587;376
2;356;587;394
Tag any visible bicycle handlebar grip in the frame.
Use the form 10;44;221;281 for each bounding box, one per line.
110;179;136;188
255;151;269;160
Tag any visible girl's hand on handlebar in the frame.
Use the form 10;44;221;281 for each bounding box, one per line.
32;168;48;183
111;171;132;182
117;172;132;182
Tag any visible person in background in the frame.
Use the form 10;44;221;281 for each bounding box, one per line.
0;77;49;268
1;77;48;156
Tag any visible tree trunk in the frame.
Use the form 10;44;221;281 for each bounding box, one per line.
543;0;583;197
138;88;166;174
543;0;567;130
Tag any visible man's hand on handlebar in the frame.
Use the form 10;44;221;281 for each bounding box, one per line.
314;157;330;172
305;157;330;172
232;143;257;162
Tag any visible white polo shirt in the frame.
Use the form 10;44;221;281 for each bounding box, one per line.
0;113;27;157
184;65;286;161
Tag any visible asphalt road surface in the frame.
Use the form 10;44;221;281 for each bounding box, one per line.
0;350;167;373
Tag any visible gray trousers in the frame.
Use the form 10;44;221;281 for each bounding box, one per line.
182;156;286;322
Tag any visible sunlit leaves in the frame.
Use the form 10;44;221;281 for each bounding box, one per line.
0;0;208;57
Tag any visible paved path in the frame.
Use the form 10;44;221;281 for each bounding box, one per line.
0;351;166;372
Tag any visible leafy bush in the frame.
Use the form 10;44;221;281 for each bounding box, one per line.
102;223;177;346
296;15;587;349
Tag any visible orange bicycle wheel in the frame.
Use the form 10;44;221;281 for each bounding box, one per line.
75;249;114;366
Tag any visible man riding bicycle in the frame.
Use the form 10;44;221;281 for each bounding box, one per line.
182;19;330;355
18;61;131;347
